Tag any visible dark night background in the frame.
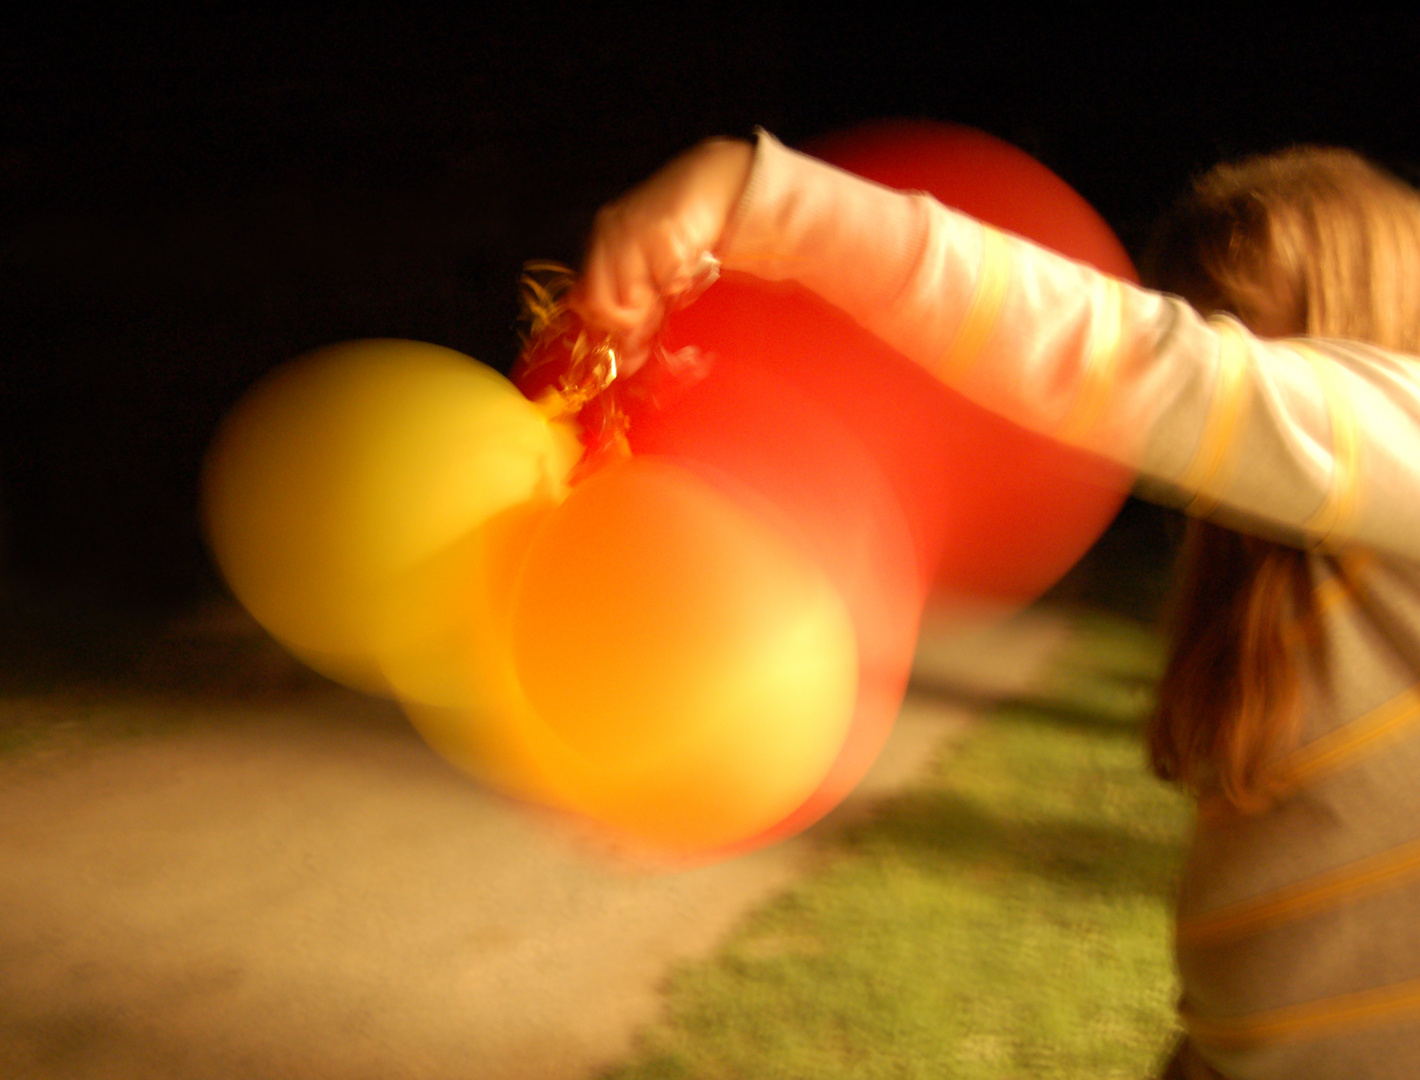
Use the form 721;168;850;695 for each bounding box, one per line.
2;10;1416;622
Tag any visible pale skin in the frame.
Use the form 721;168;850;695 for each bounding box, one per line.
570;138;755;374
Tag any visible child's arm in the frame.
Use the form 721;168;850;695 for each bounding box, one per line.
581;131;1420;559
573;137;754;370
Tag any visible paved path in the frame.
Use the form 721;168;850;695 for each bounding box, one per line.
0;603;1066;1080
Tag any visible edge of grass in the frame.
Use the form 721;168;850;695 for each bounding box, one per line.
601;610;1190;1080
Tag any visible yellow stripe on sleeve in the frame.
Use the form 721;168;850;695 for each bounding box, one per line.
937;225;1011;381
1272;684;1420;793
1293;343;1363;547
1177;836;1420;946
1184;975;1420;1048
1311;570;1355;618
1281;551;1370;650
1181;317;1251;518
1308;548;1375;617
1059;276;1126;445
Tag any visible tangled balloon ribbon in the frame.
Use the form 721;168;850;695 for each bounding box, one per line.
513;261;715;483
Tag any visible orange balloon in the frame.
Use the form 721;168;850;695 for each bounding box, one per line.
623;344;922;855
508;456;859;856
381;496;584;809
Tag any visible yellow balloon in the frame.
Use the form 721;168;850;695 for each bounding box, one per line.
204;341;856;858
384;496;583;808
201;339;580;694
507;457;859;856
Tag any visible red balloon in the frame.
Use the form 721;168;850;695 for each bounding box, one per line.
634;121;1138;847
804;119;1138;282
510;120;1137;854
799;119;1137;609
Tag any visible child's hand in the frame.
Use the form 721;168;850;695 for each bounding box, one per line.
570;137;754;374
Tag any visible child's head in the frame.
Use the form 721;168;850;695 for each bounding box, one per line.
1149;147;1420;809
1147;146;1420;352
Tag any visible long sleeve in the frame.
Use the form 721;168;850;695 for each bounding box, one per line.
714;133;1420;1080
716;131;1420;561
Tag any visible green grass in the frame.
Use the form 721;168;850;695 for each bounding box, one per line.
603;613;1191;1079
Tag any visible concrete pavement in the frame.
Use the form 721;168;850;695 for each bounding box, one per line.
0;603;1066;1080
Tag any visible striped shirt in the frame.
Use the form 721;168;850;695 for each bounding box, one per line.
722;132;1420;1079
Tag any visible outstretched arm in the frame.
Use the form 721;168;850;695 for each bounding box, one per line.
576;130;1420;561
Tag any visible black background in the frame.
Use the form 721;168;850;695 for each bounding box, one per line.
3;10;1416;612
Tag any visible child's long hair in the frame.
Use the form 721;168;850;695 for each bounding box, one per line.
1145;147;1420;811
